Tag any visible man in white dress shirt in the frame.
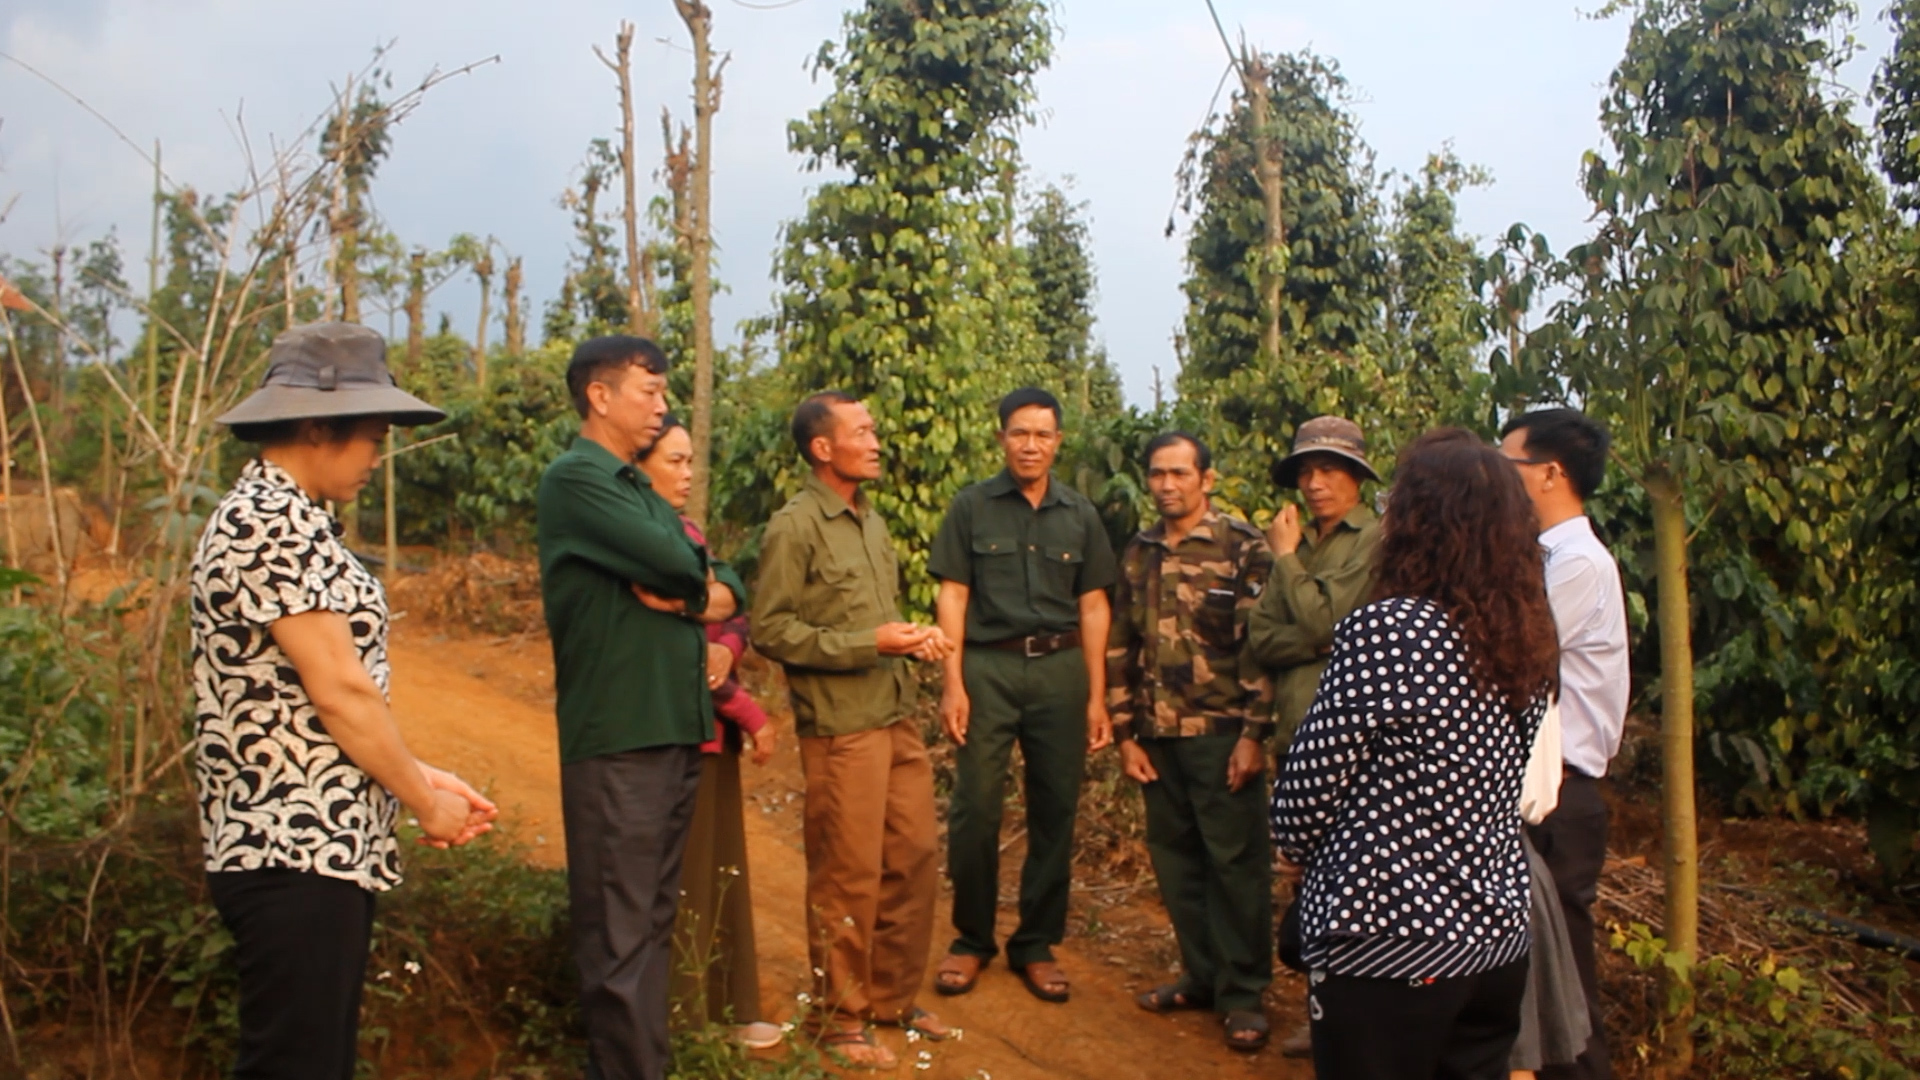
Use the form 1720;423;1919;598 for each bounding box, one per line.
1501;408;1629;1080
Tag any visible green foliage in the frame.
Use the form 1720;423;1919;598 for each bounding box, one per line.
1614;923;1919;1076
1022;184;1123;419
0;598;121;841
1175;49;1386;468
1535;0;1920;863
1172;51;1492;514
361;336;578;551
545;138;633;343
776;0;1055;610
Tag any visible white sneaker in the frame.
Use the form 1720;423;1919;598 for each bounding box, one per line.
735;1021;785;1050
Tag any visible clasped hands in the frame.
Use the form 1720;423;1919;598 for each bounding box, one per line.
414;763;498;849
875;621;956;663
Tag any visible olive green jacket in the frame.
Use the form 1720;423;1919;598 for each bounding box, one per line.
1246;503;1381;746
750;474;917;737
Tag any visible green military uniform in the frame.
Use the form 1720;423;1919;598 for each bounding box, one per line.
1106;507;1274;1014
1245;503;1380;747
927;470;1117;968
537;435;746;763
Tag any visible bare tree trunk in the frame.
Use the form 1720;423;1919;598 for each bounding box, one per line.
405;250;427;358
472;245;493;388
1647;465;1698;1076
49;244;67;426
503;256;525;356
674;0;724;525
597;22;657;338
1243;53;1286;366
145;143;163;419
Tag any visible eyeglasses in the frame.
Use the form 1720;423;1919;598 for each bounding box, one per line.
1502;455;1555;467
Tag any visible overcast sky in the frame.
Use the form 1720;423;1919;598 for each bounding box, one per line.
0;0;1895;406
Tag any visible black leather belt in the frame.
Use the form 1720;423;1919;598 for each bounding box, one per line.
980;630;1080;658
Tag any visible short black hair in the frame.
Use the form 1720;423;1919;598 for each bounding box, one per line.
566;335;670;418
791;390;859;465
1500;408;1611;500
636;412;685;462
998;387;1062;429
1143;430;1211;473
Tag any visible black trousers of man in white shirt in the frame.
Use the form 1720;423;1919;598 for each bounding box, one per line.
1527;772;1611;1080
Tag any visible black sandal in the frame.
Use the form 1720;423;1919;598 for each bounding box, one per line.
1224;1009;1270;1053
1135;983;1212;1013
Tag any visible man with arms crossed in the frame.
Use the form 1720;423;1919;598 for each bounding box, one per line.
1110;432;1276;1053
751;391;955;1069
927;387;1117;1004
1501;408;1630;1080
537;336;746;1080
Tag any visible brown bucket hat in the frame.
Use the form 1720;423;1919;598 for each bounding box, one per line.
215;322;446;428
1271;415;1380;488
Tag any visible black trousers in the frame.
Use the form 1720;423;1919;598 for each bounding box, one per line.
1310;956;1531;1080
1528;773;1612;1080
562;744;705;1080
207;868;376;1080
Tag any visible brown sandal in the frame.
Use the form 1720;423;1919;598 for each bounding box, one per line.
1013;959;1070;1003
820;1025;897;1070
934;952;988;996
874;1006;953;1041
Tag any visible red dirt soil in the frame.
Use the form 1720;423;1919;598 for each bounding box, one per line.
385;621;1313;1079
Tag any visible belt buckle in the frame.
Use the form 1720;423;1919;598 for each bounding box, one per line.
1025;635;1045;658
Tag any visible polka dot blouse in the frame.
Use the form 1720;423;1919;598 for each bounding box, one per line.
1271;595;1545;980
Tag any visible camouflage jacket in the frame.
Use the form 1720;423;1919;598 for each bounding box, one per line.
1106;506;1276;742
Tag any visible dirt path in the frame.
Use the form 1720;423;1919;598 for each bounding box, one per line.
386;622;1311;1080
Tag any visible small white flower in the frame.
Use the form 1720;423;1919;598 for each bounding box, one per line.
403;960;422;975
812;967;826;978
796;993;812;1005
377;970;393;981
917;1050;932;1061
905;1029;922;1043
914;1063;932;1072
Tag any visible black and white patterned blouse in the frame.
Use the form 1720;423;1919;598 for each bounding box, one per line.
190;458;401;892
1272;596;1543;979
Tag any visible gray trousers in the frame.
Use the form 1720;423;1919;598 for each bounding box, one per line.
562;744;705;1080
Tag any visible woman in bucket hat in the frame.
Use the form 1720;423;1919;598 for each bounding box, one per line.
189;322;497;1080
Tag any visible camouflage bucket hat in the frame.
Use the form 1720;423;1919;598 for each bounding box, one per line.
214;322;446;428
1271;415;1380;488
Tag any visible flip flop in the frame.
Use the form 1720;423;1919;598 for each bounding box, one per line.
819;1025;897;1070
1013;960;1070;1003
1135;983;1212;1013
934;952;989;996
874;1006;954;1042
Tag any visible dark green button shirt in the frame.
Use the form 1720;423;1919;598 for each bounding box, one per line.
927;470;1118;643
536;436;746;764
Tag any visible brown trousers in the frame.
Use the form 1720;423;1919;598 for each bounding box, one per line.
798;718;939;1023
670;748;762;1027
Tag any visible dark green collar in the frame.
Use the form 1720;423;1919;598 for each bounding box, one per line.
982;468;1066;508
570;434;655;489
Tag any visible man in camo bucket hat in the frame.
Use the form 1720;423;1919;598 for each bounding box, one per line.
1245;415;1385;1059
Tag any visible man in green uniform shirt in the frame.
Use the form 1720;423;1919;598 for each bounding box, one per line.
1244;414;1381;1059
536;336;746;1080
1247;415;1382;748
926;388;1117;1005
750;391;956;1070
1109;431;1275;1053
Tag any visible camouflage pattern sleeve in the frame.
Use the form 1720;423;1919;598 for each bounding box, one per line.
1236;529;1277;742
1105;539;1144;741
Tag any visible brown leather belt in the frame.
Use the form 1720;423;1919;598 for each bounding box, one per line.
980;630;1081;658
